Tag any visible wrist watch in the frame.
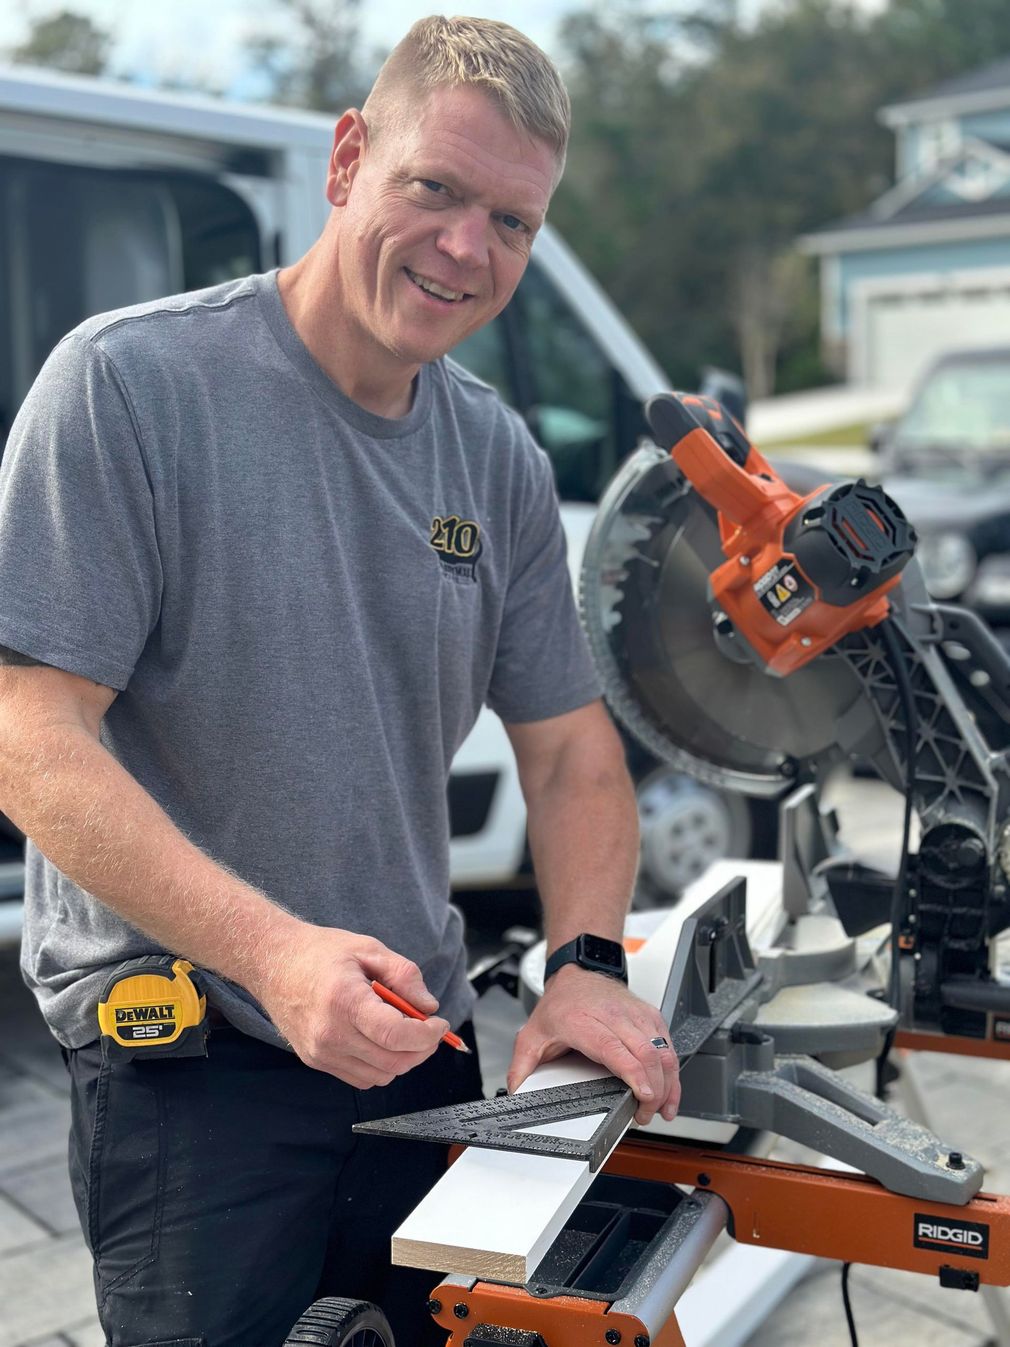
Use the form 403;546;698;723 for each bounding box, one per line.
544;933;628;984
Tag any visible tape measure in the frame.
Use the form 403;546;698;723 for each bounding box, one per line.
97;956;209;1060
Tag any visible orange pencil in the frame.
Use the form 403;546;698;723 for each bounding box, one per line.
370;980;472;1054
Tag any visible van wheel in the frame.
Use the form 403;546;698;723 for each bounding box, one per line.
634;769;752;906
283;1296;395;1346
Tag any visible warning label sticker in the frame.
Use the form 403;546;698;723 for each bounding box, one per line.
754;560;813;627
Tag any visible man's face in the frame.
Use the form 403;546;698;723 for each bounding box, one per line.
328;85;558;370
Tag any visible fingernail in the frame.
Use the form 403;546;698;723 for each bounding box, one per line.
640;1086;654;1100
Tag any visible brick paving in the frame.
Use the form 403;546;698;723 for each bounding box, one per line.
0;942;101;1347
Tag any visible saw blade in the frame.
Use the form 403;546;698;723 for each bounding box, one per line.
580;447;867;796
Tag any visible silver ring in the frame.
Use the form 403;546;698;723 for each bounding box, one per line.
650;1036;670;1050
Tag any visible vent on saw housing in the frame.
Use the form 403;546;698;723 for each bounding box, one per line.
783;479;916;607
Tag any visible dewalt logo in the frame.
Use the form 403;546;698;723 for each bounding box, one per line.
115;1004;176;1024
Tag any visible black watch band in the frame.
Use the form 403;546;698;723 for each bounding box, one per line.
544;933;628;984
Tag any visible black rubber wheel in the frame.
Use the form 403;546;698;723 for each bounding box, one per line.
283;1296;395;1347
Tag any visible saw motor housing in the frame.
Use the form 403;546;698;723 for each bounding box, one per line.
646;393;916;675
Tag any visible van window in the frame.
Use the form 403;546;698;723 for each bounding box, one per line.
516;260;648;502
451;314;513;403
451;259;645;503
0;158;261;441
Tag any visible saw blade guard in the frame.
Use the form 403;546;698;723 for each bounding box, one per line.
579;443;877;798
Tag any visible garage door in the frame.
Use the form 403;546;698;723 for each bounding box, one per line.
863;277;1010;390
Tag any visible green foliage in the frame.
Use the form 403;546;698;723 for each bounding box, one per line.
244;0;380;113
9;9;111;76
553;0;1010;397
873;0;1010;97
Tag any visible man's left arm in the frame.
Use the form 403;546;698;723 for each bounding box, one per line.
504;700;681;1125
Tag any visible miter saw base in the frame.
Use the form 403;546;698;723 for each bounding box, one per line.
368;878;982;1206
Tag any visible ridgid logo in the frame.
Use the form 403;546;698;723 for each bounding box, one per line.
430;513;483;583
914;1213;989;1259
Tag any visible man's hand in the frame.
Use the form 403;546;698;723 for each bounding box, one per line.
254;925;450;1088
506;966;680;1126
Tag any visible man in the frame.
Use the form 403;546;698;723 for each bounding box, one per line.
0;16;679;1346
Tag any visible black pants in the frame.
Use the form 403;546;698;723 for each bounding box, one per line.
67;1022;483;1347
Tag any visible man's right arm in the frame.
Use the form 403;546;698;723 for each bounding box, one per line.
0;657;447;1085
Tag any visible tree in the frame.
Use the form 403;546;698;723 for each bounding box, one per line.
871;0;1010;99
9;9;111;77
554;0;1010;398
665;0;891;396
245;0;377;113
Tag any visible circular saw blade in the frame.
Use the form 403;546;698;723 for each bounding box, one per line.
580;446;867;797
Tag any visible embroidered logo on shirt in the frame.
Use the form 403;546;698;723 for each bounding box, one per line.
430;514;483;583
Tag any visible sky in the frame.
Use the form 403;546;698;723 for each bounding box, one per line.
0;0;888;101
0;0;610;96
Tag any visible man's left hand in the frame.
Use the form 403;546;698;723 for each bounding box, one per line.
506;966;680;1126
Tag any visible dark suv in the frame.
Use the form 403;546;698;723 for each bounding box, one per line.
875;347;1010;641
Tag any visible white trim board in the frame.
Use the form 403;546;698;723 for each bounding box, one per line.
392;862;786;1283
391;1053;617;1282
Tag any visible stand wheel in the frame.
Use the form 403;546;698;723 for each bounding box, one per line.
283;1296;395;1346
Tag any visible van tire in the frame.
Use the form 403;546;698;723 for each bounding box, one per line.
634;768;753;905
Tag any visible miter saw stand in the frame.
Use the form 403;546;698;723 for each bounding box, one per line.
357;795;1010;1347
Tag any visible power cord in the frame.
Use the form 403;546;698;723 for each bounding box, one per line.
873;618;919;1100
841;1262;860;1346
878;617;918;1015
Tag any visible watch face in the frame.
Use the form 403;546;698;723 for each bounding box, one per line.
581;935;623;970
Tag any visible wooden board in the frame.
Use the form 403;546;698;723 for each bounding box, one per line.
392;861;785;1282
391;1054;614;1281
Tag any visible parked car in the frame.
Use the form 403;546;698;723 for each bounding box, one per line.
873;347;1010;642
0;65;772;911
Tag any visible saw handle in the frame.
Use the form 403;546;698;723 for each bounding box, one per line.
645;393;793;528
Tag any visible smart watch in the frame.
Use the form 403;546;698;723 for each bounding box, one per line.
544;933;628;984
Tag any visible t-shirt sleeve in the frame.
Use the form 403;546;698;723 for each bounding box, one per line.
486;435;602;724
0;333;162;690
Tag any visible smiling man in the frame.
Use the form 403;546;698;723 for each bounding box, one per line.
282;76;558;413
0;16;678;1347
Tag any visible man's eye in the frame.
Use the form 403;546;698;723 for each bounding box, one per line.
420;179;448;194
500;214;528;234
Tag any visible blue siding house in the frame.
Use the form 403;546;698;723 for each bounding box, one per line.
802;59;1010;392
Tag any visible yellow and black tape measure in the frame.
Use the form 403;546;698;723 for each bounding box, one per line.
98;956;209;1060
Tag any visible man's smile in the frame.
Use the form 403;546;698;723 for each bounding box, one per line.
404;267;473;304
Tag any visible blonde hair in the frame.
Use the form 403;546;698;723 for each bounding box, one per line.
363;15;570;168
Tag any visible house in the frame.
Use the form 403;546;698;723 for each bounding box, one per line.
801;58;1010;392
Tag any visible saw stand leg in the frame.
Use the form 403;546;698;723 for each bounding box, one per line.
897;1049;1010;1345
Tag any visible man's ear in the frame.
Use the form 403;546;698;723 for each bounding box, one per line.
326;109;368;207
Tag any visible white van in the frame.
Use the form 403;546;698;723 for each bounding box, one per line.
0;65;769;912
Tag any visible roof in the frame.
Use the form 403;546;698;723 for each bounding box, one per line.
814;191;1010;237
801;193;1010;253
880;56;1010;126
803;133;1010;253
905;57;1010;106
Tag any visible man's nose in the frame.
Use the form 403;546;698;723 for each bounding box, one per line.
436;207;490;270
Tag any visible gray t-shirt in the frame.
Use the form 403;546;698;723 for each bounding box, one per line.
0;271;601;1049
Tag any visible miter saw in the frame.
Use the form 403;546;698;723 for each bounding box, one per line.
286;393;1010;1347
582;391;1010;1048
